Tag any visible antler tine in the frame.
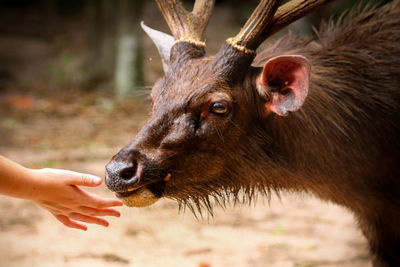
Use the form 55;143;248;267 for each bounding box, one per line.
156;0;215;45
193;0;215;39
266;0;335;38
229;0;283;52
227;0;334;55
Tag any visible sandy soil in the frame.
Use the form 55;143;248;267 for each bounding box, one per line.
0;3;373;265
0;147;371;267
0;85;371;267
0;54;372;266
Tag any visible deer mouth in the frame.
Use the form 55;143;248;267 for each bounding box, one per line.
115;185;159;207
114;174;171;207
115;183;151;198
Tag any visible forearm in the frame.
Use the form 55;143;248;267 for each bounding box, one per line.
0;155;122;230
0;155;38;199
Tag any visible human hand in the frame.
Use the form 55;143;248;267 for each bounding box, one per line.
28;168;123;231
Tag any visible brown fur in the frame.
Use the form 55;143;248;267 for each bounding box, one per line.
106;2;400;266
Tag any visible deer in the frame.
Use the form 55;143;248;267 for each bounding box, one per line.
105;0;400;266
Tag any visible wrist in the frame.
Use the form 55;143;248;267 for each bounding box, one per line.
0;156;47;201
8;167;44;200
23;168;49;201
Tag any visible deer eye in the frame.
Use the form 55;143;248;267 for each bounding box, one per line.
210;101;229;115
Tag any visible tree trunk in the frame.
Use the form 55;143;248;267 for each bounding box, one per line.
114;0;145;98
86;0;117;90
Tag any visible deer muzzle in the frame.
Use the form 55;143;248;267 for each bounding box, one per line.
105;157;169;207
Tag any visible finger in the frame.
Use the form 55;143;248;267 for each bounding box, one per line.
46;169;102;187
69;213;109;227
62;170;102;187
78;206;121;217
90;197;124;209
78;190;123;208
54;214;87;231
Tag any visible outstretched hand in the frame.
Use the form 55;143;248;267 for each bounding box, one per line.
29;168;123;231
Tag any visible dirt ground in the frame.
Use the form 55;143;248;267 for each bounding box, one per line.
0;2;374;265
0;95;371;267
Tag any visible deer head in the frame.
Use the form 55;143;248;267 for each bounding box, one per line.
105;0;333;212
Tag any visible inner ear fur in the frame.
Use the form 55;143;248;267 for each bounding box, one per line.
256;55;311;116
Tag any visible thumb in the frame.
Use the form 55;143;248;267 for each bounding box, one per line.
66;172;102;187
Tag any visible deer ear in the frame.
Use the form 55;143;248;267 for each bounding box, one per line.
257;55;311;116
141;21;174;73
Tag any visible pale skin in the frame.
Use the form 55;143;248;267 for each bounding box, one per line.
0;155;123;231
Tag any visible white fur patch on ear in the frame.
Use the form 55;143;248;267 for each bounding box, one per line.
269;91;296;116
258;55;311;117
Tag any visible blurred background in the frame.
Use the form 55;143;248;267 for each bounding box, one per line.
0;0;389;266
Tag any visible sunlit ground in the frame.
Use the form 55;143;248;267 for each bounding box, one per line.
0;1;377;266
0;94;370;267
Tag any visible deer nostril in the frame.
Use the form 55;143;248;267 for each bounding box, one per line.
119;163;138;180
105;160;141;192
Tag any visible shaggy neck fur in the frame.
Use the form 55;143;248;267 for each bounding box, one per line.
179;0;400;218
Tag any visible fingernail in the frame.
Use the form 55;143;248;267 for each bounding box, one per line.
93;177;102;184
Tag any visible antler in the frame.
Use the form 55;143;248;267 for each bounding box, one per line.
156;0;215;45
267;0;336;38
228;0;335;52
229;0;283;51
